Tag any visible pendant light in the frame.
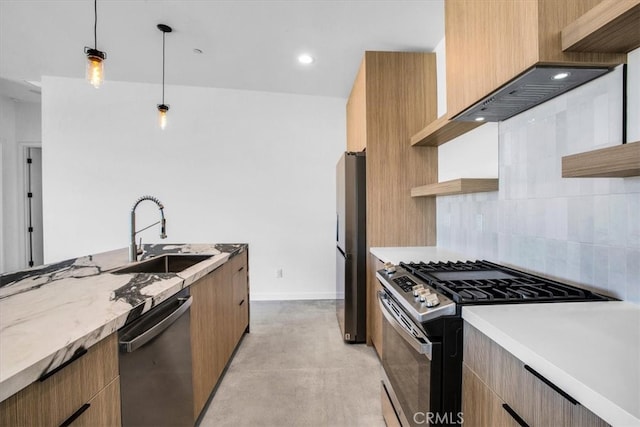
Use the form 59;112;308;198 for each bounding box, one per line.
157;24;172;130
84;0;106;88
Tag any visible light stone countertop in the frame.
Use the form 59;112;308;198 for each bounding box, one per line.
463;302;640;427
0;243;246;403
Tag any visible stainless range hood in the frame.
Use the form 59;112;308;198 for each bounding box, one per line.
452;65;613;122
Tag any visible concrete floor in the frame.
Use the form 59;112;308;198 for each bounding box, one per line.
199;300;385;427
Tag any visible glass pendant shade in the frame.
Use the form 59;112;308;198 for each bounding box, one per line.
86;49;105;88
158;104;169;130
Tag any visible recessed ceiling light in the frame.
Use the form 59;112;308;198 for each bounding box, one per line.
552;72;571;80
193;48;203;54
474;117;485;122
298;54;314;65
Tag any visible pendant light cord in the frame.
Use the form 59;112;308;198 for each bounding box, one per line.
94;0;98;50
162;31;166;104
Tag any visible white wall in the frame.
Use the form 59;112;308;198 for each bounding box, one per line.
434;38;447;118
433;37;500;181
437;57;640;303
41;76;345;300
0;96;41;273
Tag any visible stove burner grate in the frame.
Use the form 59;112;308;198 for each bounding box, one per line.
400;260;606;304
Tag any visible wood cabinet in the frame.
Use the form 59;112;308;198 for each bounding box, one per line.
462;365;520;427
231;251;250;343
346;57;367;152
445;0;626;120
190;251;249;419
462;322;608;427
346;52;438;348
368;255;385;357
0;333;121;426
562;0;640;53
381;384;401;427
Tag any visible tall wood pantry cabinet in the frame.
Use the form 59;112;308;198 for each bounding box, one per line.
346;51;439;356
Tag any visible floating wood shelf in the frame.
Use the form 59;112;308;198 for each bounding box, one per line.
411;178;499;197
562;0;640;53
411;115;484;147
562;141;640;178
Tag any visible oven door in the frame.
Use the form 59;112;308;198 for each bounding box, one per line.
378;290;442;427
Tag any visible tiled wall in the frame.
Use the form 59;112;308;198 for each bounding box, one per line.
437;66;640;302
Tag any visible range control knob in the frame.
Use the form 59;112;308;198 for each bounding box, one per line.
412;284;425;297
418;289;431;302
424;293;440;307
384;262;396;274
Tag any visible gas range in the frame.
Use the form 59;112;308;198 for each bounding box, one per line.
376;259;612;427
377;259;610;324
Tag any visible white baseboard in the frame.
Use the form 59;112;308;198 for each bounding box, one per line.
250;291;341;301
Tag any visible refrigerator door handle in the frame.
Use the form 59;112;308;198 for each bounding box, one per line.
337;246;350;259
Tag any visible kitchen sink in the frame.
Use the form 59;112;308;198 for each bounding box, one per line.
112;254;212;274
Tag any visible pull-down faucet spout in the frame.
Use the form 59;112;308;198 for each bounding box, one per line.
129;195;167;262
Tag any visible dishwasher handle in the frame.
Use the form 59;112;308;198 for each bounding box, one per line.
120;296;192;353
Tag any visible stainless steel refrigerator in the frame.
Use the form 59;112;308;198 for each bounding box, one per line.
336;151;366;343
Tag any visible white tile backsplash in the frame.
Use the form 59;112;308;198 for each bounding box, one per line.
437;66;640;303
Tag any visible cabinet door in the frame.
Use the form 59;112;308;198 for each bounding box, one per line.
190;258;240;419
190;267;225;417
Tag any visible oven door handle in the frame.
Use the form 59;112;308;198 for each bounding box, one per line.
377;291;433;359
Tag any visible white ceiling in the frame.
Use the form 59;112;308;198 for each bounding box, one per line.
0;0;444;102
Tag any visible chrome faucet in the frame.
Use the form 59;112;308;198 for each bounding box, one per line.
129;195;167;262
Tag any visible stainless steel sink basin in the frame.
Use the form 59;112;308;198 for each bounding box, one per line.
112;254;212;274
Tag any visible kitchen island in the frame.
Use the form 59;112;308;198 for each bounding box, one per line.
0;243;247;405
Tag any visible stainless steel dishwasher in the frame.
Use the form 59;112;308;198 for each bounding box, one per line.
118;288;194;426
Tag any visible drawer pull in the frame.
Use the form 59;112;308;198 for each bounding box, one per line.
239;299;245;306
59;403;90;427
502;404;529;427
238;266;244;272
524;365;579;405
39;347;88;382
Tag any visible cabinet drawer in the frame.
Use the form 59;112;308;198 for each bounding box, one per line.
228;250;247;274
462;364;520;427
0;333;118;426
463;323;609;427
464;322;535;423
69;377;121;427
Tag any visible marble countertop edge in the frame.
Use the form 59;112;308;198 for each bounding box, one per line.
0;314;125;402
